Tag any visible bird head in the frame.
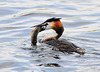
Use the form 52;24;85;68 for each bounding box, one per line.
31;17;64;35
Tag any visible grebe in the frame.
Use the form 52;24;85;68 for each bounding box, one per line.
31;17;85;55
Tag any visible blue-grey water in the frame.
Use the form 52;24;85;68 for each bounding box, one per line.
0;0;100;72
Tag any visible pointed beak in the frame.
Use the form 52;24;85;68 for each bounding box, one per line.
31;22;48;32
31;23;43;28
31;22;48;27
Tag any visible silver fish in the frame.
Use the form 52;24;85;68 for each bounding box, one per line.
31;27;41;46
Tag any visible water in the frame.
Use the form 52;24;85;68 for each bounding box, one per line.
0;0;100;72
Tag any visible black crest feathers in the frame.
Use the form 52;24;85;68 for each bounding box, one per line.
44;17;61;22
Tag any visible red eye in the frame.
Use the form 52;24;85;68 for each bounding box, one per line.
45;23;48;25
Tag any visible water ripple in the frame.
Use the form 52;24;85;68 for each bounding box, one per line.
0;0;100;72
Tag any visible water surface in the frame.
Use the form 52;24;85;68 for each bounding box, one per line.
0;0;100;72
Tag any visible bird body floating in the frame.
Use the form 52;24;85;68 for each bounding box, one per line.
31;17;85;55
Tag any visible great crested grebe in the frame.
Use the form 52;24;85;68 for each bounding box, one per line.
31;17;85;55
